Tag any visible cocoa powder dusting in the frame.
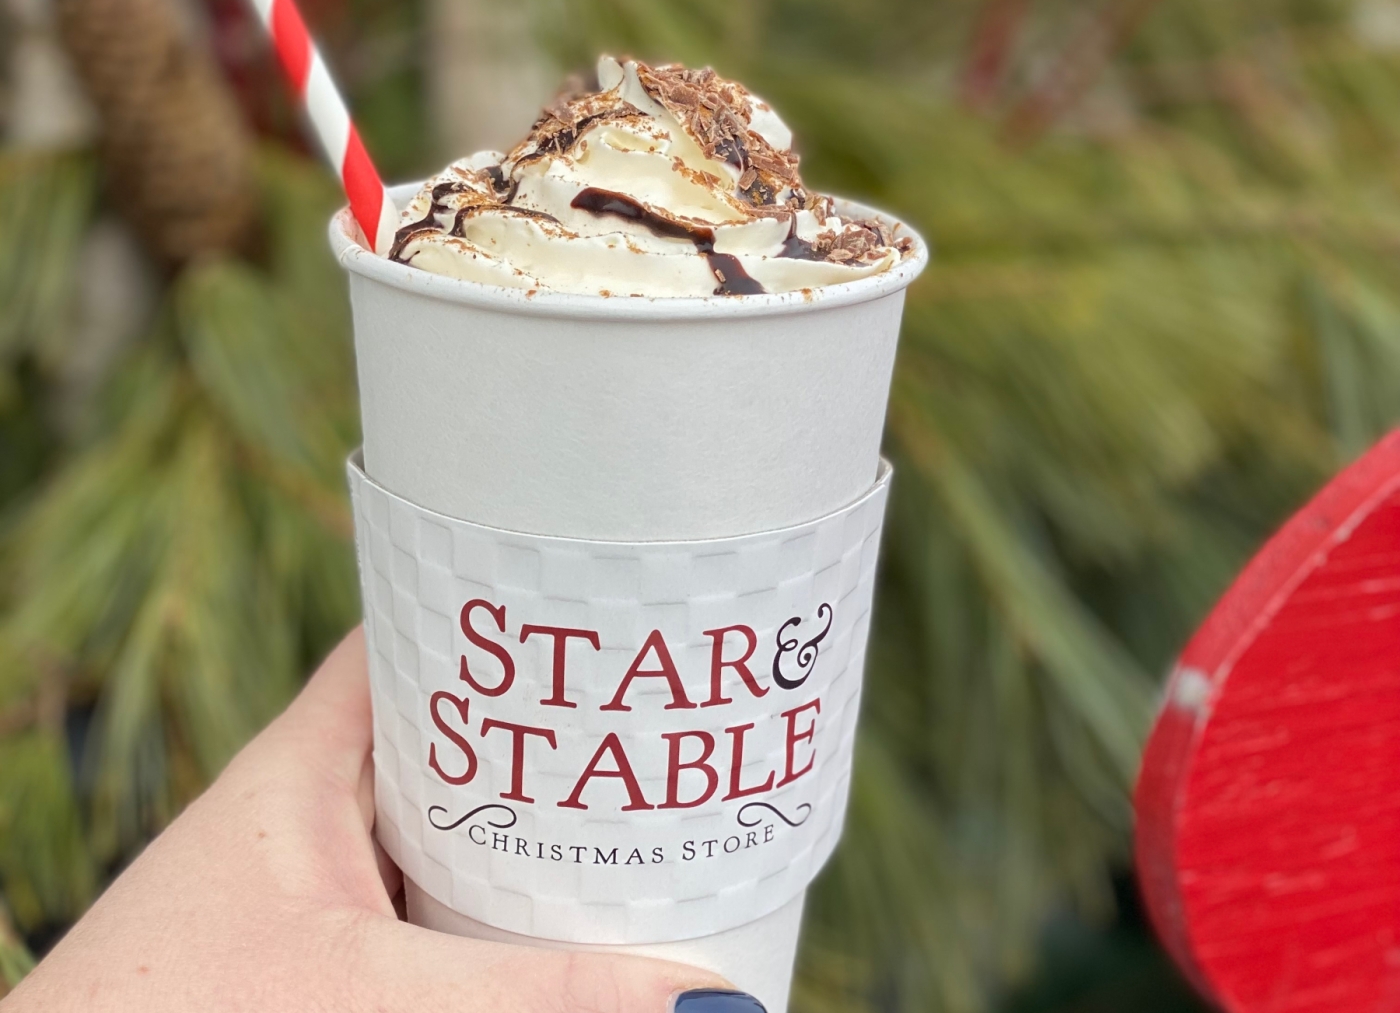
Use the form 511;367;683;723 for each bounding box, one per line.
633;62;801;209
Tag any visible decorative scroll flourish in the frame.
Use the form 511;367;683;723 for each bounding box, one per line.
736;801;813;828
771;602;834;690
428;803;518;832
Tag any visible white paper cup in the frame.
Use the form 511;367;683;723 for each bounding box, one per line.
333;186;926;1012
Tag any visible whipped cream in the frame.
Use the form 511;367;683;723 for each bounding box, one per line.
389;56;913;297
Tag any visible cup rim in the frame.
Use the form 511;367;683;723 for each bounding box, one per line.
329;181;929;321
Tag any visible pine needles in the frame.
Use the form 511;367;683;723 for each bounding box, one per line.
0;151;95;398
0;896;34;997
0;147;359;942
6;1;1400;1010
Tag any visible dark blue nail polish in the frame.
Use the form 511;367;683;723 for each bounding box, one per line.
673;988;767;1013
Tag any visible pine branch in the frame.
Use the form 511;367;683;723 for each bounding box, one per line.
8;2;1400;1012
0;664;66;737
0;150;354;892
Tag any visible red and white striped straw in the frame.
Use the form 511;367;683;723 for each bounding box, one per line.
247;0;399;254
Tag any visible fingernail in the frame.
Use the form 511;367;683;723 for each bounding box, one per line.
672;988;767;1013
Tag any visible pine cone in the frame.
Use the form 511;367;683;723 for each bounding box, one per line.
54;0;256;263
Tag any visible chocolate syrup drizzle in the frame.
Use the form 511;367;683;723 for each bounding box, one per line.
387;182;458;261
388;212;437;262
777;216;823;261
570;187;766;295
392;179;816;294
482;165;515;200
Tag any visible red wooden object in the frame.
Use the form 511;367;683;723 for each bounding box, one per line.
1136;429;1400;1013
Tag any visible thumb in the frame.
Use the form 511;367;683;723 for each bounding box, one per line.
252;625;373;789
354;918;744;1013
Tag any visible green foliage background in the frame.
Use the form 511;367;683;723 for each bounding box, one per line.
4;0;1400;1009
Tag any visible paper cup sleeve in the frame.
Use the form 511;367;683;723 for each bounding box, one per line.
349;451;892;945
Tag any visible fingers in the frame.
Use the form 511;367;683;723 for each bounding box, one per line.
234;627;733;1013
354;917;732;1013
200;625;400;913
261;625;373;788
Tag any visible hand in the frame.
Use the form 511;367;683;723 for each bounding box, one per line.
1;628;735;1013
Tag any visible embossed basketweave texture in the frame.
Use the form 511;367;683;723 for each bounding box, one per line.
349;453;891;944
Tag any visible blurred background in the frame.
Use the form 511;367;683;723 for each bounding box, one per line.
4;0;1400;1009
